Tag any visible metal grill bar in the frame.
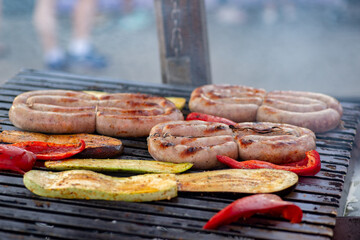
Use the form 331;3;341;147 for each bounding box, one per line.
0;69;359;239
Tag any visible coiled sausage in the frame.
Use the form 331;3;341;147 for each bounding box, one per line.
189;84;266;122
147;120;239;169
233;122;316;164
9;91;184;137
9;90;97;134
257;90;343;132
96;93;184;137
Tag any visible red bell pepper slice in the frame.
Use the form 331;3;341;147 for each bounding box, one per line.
0;145;37;174
203;194;303;229
217;150;321;176
186;112;237;126
12;140;85;160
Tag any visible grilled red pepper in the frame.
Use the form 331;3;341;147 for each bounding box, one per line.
0;145;37;174
217;150;321;176
203;194;302;229
186;112;237;126
12;140;85;160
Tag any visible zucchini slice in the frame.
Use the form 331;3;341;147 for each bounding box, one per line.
176;169;298;194
23;170;177;202
44;159;193;174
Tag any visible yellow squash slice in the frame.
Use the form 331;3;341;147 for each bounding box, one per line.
166;97;186;110
83;90;108;98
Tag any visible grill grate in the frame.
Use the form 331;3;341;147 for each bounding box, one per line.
0;69;359;239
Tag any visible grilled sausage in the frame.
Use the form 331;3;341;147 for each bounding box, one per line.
9;90;97;134
147;120;238;169
9;91;183;137
189;84;266;122
233;122;316;164
257;90;343;132
96;93;184;137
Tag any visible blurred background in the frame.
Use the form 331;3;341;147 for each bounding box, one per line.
0;0;359;100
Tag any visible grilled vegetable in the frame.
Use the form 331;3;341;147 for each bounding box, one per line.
23;170;177;202
12;140;85;160
176;169;298;194
45;159;193;173
0;145;36;174
83;90;108;98
166;97;186;110
0;131;123;159
203;194;303;229
217;150;321;176
186;112;237;125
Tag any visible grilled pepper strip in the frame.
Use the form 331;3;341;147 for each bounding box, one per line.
186;112;237;126
12;140;85;160
203;194;303;230
217;150;321;176
0;145;37;174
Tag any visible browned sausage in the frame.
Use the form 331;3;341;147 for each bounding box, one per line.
9;90;97;133
257;90;343;132
189;84;266;122
26;95;96;107
147;120;238;169
269;90;343;115
9;91;183;137
233;122;316;164
262;96;327;112
96;93;184;137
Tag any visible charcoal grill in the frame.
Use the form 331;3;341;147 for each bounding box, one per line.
0;69;359;240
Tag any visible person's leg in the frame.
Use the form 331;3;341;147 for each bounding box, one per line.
68;0;107;68
68;0;96;56
33;0;66;69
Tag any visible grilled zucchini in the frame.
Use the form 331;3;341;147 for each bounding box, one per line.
45;159;193;173
24;170;177;202
176;169;298;194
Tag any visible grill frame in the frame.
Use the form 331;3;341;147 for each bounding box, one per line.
0;69;359;240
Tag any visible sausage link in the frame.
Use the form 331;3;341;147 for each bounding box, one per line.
9;91;183;136
96;93;184;137
9;90;97;134
26;96;96;107
233;122;316;164
9;104;96;133
189;84;266;122
257;90;343;132
148;120;238;169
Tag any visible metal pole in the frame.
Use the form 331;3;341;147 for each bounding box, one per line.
154;0;212;86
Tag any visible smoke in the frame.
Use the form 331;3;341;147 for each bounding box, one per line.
207;1;360;99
